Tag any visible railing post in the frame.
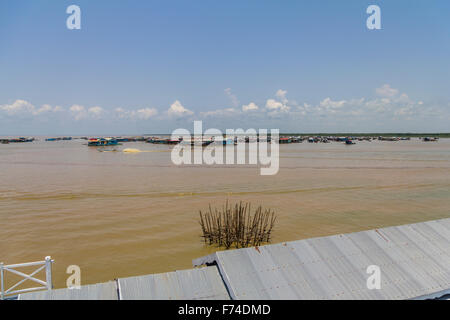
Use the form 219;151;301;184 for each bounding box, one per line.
45;256;53;290
1;262;4;300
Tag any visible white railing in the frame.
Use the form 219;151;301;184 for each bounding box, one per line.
0;256;54;299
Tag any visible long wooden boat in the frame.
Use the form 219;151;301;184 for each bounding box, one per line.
88;138;119;146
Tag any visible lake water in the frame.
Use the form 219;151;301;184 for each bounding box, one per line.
1;138;450;289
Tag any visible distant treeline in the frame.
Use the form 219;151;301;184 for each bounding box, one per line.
146;133;450;138
279;133;450;138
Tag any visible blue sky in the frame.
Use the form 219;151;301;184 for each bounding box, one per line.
0;0;449;135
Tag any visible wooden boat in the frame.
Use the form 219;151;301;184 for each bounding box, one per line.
222;138;234;145
147;137;181;144
190;140;212;146
46;137;72;141
279;137;291;144
181;139;213;147
88;138;119;146
8;137;35;143
290;137;303;143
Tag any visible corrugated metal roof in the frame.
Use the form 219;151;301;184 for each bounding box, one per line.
17;218;450;300
117;265;230;300
193;218;450;300
18;281;118;300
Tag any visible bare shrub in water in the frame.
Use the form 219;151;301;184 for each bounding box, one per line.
199;201;276;249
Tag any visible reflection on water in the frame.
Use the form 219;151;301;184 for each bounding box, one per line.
1;138;449;288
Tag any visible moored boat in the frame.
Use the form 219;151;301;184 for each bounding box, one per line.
146;137;182;144
279;137;291;144
88;138;119;146
345;139;355;145
8;137;35;143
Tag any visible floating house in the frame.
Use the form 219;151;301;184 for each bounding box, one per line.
146;137;182;144
223;138;234;145
7;137;35;143
45;137;72;141
345;138;356;145
87;138;119;147
279;137;291;144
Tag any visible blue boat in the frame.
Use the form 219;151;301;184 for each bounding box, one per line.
88;138;119;146
147;137;182;144
223;139;234;145
9;137;35;143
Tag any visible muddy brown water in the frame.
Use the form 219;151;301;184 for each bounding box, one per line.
1;138;449;289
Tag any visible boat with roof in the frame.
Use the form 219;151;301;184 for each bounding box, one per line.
87;138;119;146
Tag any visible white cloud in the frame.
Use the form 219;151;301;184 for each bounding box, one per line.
394;106;415;116
319;98;346;109
114;107;158;120
167;100;194;118
0;100;64;117
295;103;311;116
0;100;34;115
265;99;283;110
397;93;410;103
114;107;127;118
33;104;52;115
69;105;84;113
265;98;290;115
376;84;399;97
88;106;104;118
264;90;292;116
69;105;106;120
33;104;63;115
275;89;288;103
1;85;448;132
134;108;158;120
242;102;259;112
70;104;87;120
224;88;239;107
201;107;239;118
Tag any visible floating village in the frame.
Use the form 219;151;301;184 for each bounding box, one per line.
0;135;442;146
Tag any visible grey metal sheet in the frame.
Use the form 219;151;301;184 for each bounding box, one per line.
435;217;450;231
264;243;321;299
385;226;446;290
370;227;438;298
328;234;382;299
397;223;450;295
118;266;230;300
219;249;270;299
18;281;118;300
194;218;450;300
